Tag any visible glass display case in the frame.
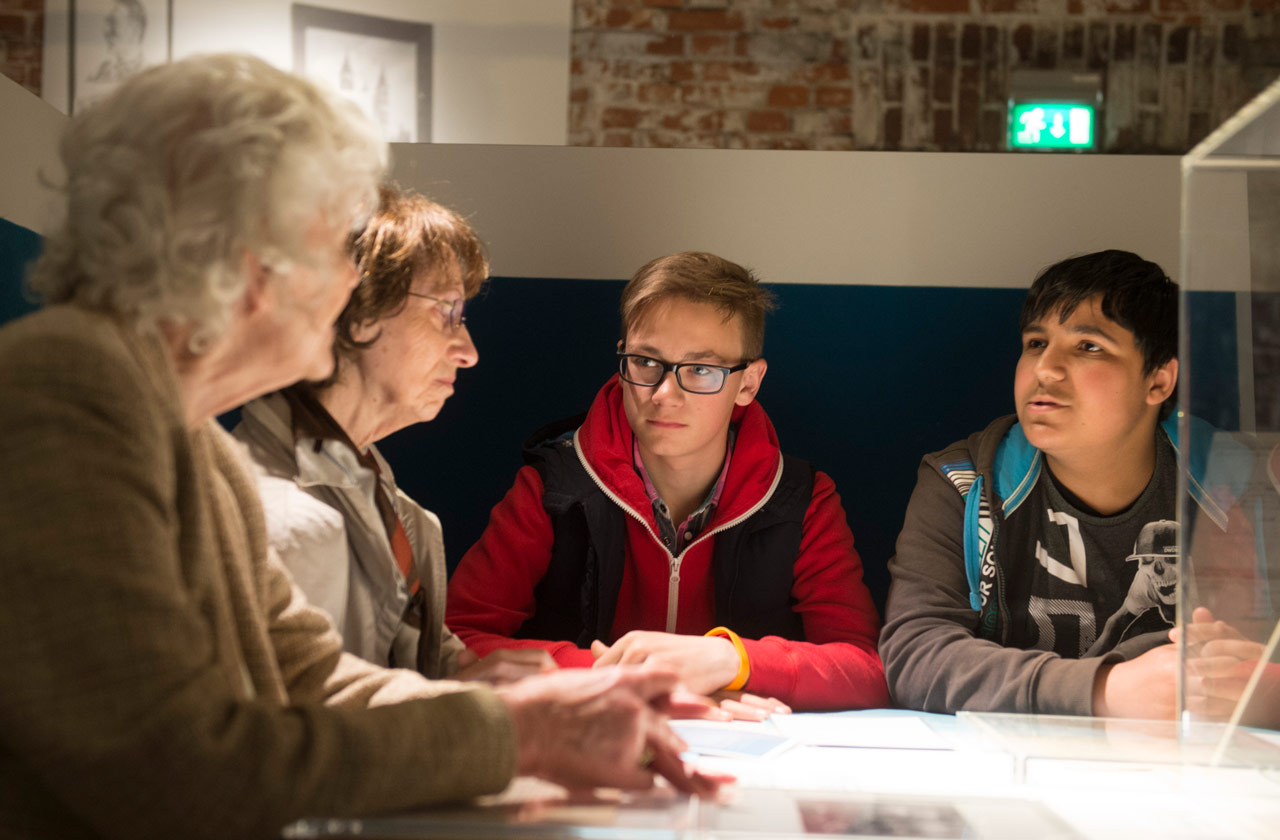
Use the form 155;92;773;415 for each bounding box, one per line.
283;781;1078;840
1179;75;1280;743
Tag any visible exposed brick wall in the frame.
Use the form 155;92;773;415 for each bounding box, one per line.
2;2;1273;153
0;0;42;97
570;0;1280;152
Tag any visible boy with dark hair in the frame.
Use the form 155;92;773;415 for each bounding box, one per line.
881;249;1199;718
447;251;888;713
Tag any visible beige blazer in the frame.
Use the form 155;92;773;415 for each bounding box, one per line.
0;307;515;840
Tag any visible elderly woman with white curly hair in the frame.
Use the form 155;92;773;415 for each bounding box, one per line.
0;54;720;840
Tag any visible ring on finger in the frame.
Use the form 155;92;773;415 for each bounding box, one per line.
638;746;655;769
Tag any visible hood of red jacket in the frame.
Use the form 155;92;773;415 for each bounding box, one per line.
573;375;783;535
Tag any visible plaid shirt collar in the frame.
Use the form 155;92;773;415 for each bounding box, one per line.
632;426;736;553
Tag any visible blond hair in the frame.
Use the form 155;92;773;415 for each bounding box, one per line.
620;251;775;359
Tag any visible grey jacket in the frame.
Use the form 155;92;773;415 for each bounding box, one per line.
881;415;1124;716
881;412;1252;716
234;393;465;678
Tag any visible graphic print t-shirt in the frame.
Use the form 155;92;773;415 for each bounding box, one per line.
1003;435;1178;658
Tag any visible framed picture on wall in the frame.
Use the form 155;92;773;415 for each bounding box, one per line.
70;0;171;113
292;4;432;143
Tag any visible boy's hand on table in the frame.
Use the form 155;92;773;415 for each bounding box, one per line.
1093;643;1179;720
709;689;792;721
1172;607;1270;719
652;687;791;722
590;631;740;695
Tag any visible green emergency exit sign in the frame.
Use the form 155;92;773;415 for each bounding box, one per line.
1009;103;1095;150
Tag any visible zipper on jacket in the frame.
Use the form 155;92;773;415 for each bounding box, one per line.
573;431;681;632
573;432;786;636
666;559;681;634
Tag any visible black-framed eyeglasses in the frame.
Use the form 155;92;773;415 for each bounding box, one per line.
407;292;467;331
617;352;751;395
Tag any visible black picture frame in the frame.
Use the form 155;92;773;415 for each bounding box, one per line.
292;3;432;143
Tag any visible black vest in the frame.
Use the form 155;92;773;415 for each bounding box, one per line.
515;415;814;648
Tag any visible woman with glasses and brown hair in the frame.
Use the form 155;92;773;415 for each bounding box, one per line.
235;183;553;684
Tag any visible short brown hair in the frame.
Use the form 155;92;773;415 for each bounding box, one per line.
324;184;487;379
620;251;775;360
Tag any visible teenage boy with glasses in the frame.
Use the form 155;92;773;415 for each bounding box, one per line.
447;251;888;715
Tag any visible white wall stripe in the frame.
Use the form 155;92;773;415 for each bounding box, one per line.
0;75;66;238
391;143;1180;288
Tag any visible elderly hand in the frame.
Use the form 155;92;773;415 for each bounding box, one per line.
497;666;730;795
455;648;557;686
590;631;739;695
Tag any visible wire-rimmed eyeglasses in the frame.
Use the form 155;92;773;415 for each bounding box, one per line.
617;352;751;395
407;292;467;331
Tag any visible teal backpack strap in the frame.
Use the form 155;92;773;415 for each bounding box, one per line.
941;459;1001;640
939;461;984;611
964;476;985;612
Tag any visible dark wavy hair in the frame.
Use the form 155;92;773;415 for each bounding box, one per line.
1021;249;1177;375
1021;249;1178;417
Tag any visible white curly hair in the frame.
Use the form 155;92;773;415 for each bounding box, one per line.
28;53;387;354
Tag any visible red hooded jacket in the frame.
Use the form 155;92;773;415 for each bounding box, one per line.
446;377;888;710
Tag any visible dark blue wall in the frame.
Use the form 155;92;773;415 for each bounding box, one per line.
1186;291;1242;433
382;278;1030;617
0;216;1241;616
0;218;41;324
376;278;1241;617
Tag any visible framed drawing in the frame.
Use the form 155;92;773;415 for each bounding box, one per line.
70;0;171;113
292;4;432;143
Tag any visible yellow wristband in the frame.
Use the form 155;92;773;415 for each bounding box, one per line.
705;626;750;691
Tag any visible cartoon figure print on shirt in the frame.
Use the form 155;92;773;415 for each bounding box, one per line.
1017;433;1179;659
1084;519;1178;656
1020;464;1179;660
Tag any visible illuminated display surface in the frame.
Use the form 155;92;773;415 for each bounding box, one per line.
1009;103;1094;150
